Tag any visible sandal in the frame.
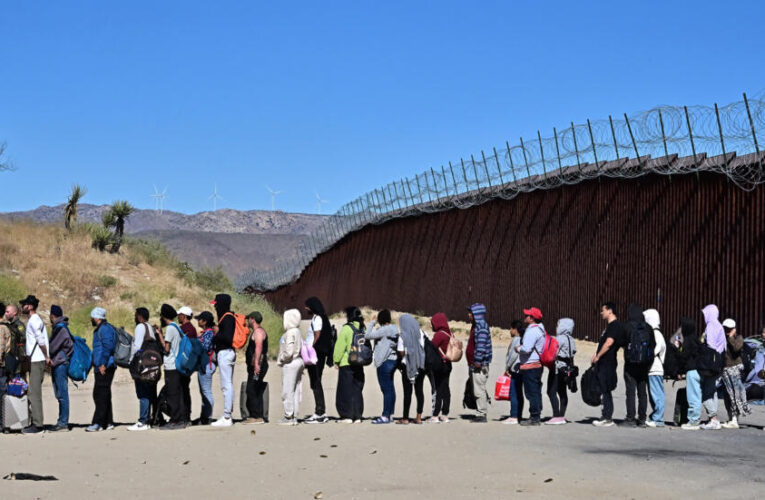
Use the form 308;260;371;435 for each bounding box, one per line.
396;419;410;425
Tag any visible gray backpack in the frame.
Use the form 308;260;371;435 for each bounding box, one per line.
113;327;134;368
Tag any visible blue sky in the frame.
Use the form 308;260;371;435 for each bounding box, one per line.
1;1;763;214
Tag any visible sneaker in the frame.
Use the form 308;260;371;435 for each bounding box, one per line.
426;416;440;423
277;417;297;426
105;424;115;431
681;422;701;430
618;419;637;428
701;419;722;430
304;413;329;424
636;420;648;428
158;422;183;431
371;416;392;424
353;419;363;424
85;424;102;432
721;420;739;429
645;421;657;428
127;422;150;432
471;416;488;423
337;418;354;424
48;424;70;432
211;417;233;428
439;416;449;423
22;425;43;434
545;417;567;425
592;419;615;427
520;419;541;426
501;417;519;425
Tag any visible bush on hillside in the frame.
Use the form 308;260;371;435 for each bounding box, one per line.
0;274;28;305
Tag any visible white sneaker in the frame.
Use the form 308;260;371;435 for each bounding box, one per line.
592;419;615;427
277;417;297;426
304;413;328;424
211;417;233;428
645;421;657;428
426;416;440;423
106;424;115;431
127;422;150;432
681;422;700;430
439;416;449;423
501;417;518;425
721;420;739;429
353;419;363;424
701;419;721;430
337;418;353;424
545;417;567;425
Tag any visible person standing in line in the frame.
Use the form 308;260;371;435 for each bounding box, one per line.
365;309;399;424
546;317;576;425
243;311;268;424
277;309;304;426
47;305;73;432
644;309;666;428
303;297;332;424
157;304;187;431
719;318;751;429
680;317;704;430
211;293;236;427
1;304;26;379
517;307;545;427
86;307;117;432
621;304;655;428
19;295;50;434
0;302;9;427
502;320;526;425
195;311;217;425
176;306;196;423
428;312;453;423
128;307;157;431
467;303;492;423
591;302;624;427
397;314;426;425
333;306;365;423
699;304;726;431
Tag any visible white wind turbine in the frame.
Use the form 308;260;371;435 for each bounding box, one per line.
315;192;328;214
266;185;283;211
151;185;168;214
209;184;224;211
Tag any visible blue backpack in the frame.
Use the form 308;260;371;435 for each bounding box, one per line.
176;330;205;376
69;335;93;382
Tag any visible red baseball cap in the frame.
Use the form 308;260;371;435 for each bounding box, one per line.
523;307;543;320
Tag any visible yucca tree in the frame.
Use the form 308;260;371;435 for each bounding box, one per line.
64;184;87;231
90;225;113;251
103;200;134;254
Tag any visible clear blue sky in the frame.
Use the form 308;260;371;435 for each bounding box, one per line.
2;1;763;214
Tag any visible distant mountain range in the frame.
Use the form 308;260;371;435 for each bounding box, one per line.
2;204;326;278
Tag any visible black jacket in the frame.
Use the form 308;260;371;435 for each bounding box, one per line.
214;313;235;352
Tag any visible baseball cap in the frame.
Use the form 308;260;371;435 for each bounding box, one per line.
194;311;215;325
523;307;543;320
246;311;263;323
178;306;193;317
722;318;736;329
90;307;107;320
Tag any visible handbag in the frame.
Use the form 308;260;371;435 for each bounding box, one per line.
439;331;463;363
494;375;511;401
7;376;28;397
300;342;318;366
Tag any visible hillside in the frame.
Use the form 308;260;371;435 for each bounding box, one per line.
0;218;281;355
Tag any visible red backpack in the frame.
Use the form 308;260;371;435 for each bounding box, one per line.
538;328;559;369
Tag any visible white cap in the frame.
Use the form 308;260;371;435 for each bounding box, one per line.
178;306;193;317
722;318;736;329
90;307;107;320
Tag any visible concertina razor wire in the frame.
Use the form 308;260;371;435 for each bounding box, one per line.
239;92;765;292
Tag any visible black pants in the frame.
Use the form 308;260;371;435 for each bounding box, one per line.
336;365;364;420
246;363;269;419
432;363;452;417
181;373;191;422
401;368;426;419
92;366;116;428
547;369;568;418
307;351;328;415
624;367;649;422
164;370;186;424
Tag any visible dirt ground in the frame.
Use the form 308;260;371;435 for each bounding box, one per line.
2;323;764;499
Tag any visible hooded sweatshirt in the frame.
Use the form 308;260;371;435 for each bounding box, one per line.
555;318;577;371
399;314;425;381
431;313;452;363
644;309;666;377
277;309;303;366
680;317;700;372
49;318;74;367
702;304;726;354
365;320;399;368
469;304;492;366
213;295;235;352
519;322;546;366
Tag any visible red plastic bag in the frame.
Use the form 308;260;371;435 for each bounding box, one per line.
494;375;511;401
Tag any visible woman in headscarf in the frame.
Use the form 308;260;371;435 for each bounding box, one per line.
428;312;453;423
699;304;725;430
333;306;365;423
303;297;333;424
397;314;426;424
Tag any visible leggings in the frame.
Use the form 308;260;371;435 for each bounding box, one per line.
547;369;568;418
432;363;452;417
307;351;328;416
401;368;426;419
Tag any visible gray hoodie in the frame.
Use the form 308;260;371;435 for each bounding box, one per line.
506;336;522;373
365;320;399;368
555;318;577;371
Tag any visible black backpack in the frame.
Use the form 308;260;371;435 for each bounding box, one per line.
423;334;443;372
347;323;372;366
462;377;477;410
129;325;163;383
662;343;682;380
697;337;724;377
626;321;653;365
580;366;601;407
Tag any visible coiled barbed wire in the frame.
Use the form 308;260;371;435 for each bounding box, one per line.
238;92;765;292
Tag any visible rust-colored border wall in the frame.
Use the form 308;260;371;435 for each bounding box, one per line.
264;173;765;340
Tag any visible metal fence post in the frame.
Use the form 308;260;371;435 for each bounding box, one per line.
519;137;532;179
714;103;729;168
470;154;481;191
480;151;493;189
570;122;582;173
586;119;600;173
492;147;506;186
624;113;641;169
608;115;620;160
553;127;563;171
506;141;518;185
536;131;548;177
743;92;762;168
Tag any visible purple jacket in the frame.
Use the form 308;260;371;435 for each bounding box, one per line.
702;304;726;354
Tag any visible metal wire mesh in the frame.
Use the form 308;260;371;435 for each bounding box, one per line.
238;93;765;292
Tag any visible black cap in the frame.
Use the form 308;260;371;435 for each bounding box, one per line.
20;295;39;309
160;303;177;320
194;311;215;326
246;311;263;323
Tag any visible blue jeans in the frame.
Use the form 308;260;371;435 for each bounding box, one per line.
521;367;543;420
376;359;397;418
648;375;665;424
701;375;719;419
686;369;702;424
510;372;524;418
52;363;70;427
198;362;217;420
134;380;157;424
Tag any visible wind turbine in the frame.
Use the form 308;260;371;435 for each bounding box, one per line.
209;184;223;211
266;185;283;211
315;192;328;214
152;185;167;214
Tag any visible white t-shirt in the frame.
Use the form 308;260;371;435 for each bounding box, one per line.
131;323;154;360
306;315;323;345
163;323;182;371
26;313;49;362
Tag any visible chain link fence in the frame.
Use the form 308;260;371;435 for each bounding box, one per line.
238;92;765;292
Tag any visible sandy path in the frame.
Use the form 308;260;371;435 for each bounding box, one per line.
2;333;764;499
